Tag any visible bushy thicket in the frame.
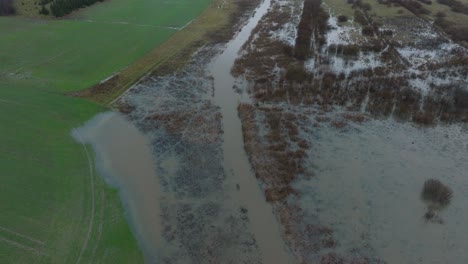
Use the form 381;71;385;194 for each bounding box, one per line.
50;0;103;17
417;0;432;4
337;15;348;22
397;0;431;14
0;0;15;15
294;0;328;60
434;16;468;43
437;0;468;14
422;179;453;207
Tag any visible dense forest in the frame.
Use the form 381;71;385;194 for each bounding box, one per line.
50;0;103;17
0;0;15;15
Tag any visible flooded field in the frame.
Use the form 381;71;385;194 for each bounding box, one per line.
72;1;294;263
294;119;468;263
72;112;162;263
210;0;293;263
71;0;467;262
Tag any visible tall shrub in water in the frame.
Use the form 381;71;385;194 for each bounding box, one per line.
421;179;453;207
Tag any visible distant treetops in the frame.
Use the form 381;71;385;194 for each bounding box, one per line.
36;0;104;17
0;0;15;15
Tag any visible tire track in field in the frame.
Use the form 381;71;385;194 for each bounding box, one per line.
0;236;49;256
75;19;181;30
74;132;96;264
90;191;105;262
0;226;45;246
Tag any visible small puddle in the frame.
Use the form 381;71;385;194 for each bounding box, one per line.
210;0;293;263
72;112;161;263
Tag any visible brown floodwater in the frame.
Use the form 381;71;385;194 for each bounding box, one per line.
72;112;162;263
210;0;294;262
71;0;295;262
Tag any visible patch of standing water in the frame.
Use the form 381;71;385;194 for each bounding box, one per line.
72;112;162;263
294;119;468;263
325;14;356;46
209;0;294;263
328;52;383;75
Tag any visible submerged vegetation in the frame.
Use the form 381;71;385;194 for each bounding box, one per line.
232;0;467;261
422;179;453;207
422;179;453;223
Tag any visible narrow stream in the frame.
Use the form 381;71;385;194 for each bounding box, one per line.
210;0;293;263
72;112;162;263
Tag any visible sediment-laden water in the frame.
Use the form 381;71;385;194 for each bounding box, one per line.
210;0;294;263
72;112;162;263
72;1;293;263
294;120;468;264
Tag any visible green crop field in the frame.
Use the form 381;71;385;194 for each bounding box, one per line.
0;0;211;263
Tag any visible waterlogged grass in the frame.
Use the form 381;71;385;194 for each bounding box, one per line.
0;80;145;263
0;0;211;262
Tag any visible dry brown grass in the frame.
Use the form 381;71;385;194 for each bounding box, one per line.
412;111;435;125
342;112;367;123
331;120;348;129
265;186;297;202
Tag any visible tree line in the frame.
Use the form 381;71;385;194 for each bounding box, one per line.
294;0;328;60
50;0;103;17
0;0;15;15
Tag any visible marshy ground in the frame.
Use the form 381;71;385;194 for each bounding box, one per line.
70;0;468;263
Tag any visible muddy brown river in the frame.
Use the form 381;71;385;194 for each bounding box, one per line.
72;0;293;263
210;0;293;263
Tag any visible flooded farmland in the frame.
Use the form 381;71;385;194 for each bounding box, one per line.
72;112;163;263
73;1;295;262
72;0;468;262
294;119;468;263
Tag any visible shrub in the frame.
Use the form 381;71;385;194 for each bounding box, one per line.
285;65;309;83
398;0;431;14
294;0;328;60
337;15;348;23
436;11;446;17
421;179;453;207
454;87;468;110
265;186;296;202
382;29;394;36
50;0;105;17
435;16;468;42
282;44;294;57
437;0;468;15
413;111;435;125
362;26;374;36
418;0;432;4
39;5;49;15
354;10;368;25
328;44;360;56
361;2;372;11
341;44;360;56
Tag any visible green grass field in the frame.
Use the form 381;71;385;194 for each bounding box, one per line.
0;0;211;262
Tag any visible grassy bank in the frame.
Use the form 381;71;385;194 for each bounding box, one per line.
77;0;246;104
0;0;211;262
